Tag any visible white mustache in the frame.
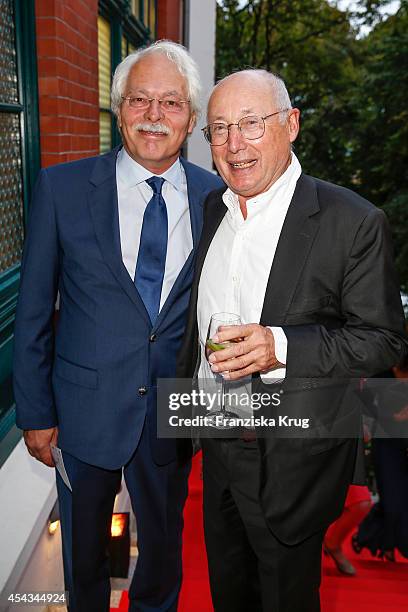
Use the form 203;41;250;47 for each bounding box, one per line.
134;123;170;134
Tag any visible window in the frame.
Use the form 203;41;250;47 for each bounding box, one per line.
130;0;158;30
131;0;141;20
98;0;153;154
148;0;156;36
122;36;136;60
142;0;157;35
0;0;40;449
0;6;24;276
98;16;112;153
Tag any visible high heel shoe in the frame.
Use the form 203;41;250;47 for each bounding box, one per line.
351;533;362;554
380;549;395;562
323;542;356;576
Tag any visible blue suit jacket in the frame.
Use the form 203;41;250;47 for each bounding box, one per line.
13;146;223;469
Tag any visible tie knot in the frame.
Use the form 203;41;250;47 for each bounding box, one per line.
146;176;165;195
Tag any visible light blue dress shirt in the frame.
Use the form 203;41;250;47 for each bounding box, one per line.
116;147;193;310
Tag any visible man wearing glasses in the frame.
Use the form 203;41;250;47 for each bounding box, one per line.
13;41;222;611
177;69;407;611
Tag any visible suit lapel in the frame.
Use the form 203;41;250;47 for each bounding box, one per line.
194;192;227;284
183;162;202;248
260;174;320;324
87;147;151;325
187;190;227;332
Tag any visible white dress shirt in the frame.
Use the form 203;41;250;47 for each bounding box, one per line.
197;153;302;383
116;147;193;310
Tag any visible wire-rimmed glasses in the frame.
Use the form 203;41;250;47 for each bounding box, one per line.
121;96;190;113
202;109;289;146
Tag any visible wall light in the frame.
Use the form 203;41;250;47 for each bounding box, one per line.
48;519;60;535
109;512;130;578
111;513;128;538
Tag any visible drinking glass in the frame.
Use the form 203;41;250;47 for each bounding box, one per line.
205;312;241;427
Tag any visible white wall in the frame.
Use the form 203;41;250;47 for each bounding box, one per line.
0;440;63;612
186;0;217;171
4;522;65;612
0;443;131;612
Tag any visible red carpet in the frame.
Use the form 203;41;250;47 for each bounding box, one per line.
112;453;408;611
178;454;212;611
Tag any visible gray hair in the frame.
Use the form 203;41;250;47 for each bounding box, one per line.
111;40;202;118
212;69;292;124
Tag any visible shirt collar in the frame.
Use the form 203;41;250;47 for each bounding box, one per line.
116;146;184;190
222;152;302;215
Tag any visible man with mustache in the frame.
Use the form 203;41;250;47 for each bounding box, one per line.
177;69;407;611
13;41;222;611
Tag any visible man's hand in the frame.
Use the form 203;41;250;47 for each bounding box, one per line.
208;324;283;381
24;427;58;467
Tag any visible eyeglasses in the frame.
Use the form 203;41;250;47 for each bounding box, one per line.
202;110;290;146
121;96;190;113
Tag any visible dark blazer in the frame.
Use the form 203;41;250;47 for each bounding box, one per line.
177;173;408;544
13;146;223;469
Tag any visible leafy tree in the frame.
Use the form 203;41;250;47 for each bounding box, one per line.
352;1;408;288
216;1;361;182
215;0;408;288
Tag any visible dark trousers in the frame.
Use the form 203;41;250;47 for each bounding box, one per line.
56;421;190;612
201;438;324;612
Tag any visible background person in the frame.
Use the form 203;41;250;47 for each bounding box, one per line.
323;485;372;575
353;358;408;562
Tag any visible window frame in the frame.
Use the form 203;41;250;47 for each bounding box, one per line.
0;0;40;449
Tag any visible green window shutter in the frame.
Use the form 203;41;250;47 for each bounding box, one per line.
0;113;24;274
0;1;24;275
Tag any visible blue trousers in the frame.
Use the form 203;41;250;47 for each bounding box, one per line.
56;421;190;612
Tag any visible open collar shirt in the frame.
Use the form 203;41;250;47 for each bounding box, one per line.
198;153;302;383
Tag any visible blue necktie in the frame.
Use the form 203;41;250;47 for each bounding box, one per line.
134;176;168;324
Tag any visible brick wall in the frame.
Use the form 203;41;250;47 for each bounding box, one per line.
157;0;182;43
35;0;99;168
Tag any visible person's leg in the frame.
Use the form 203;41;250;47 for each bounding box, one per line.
226;439;323;612
56;470;74;608
324;499;371;574
57;452;122;612
326;501;371;546
124;424;190;612
201;438;262;612
258;530;323;612
372;438;408;557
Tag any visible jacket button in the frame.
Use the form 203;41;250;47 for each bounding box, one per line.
149;333;157;342
138;386;147;396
